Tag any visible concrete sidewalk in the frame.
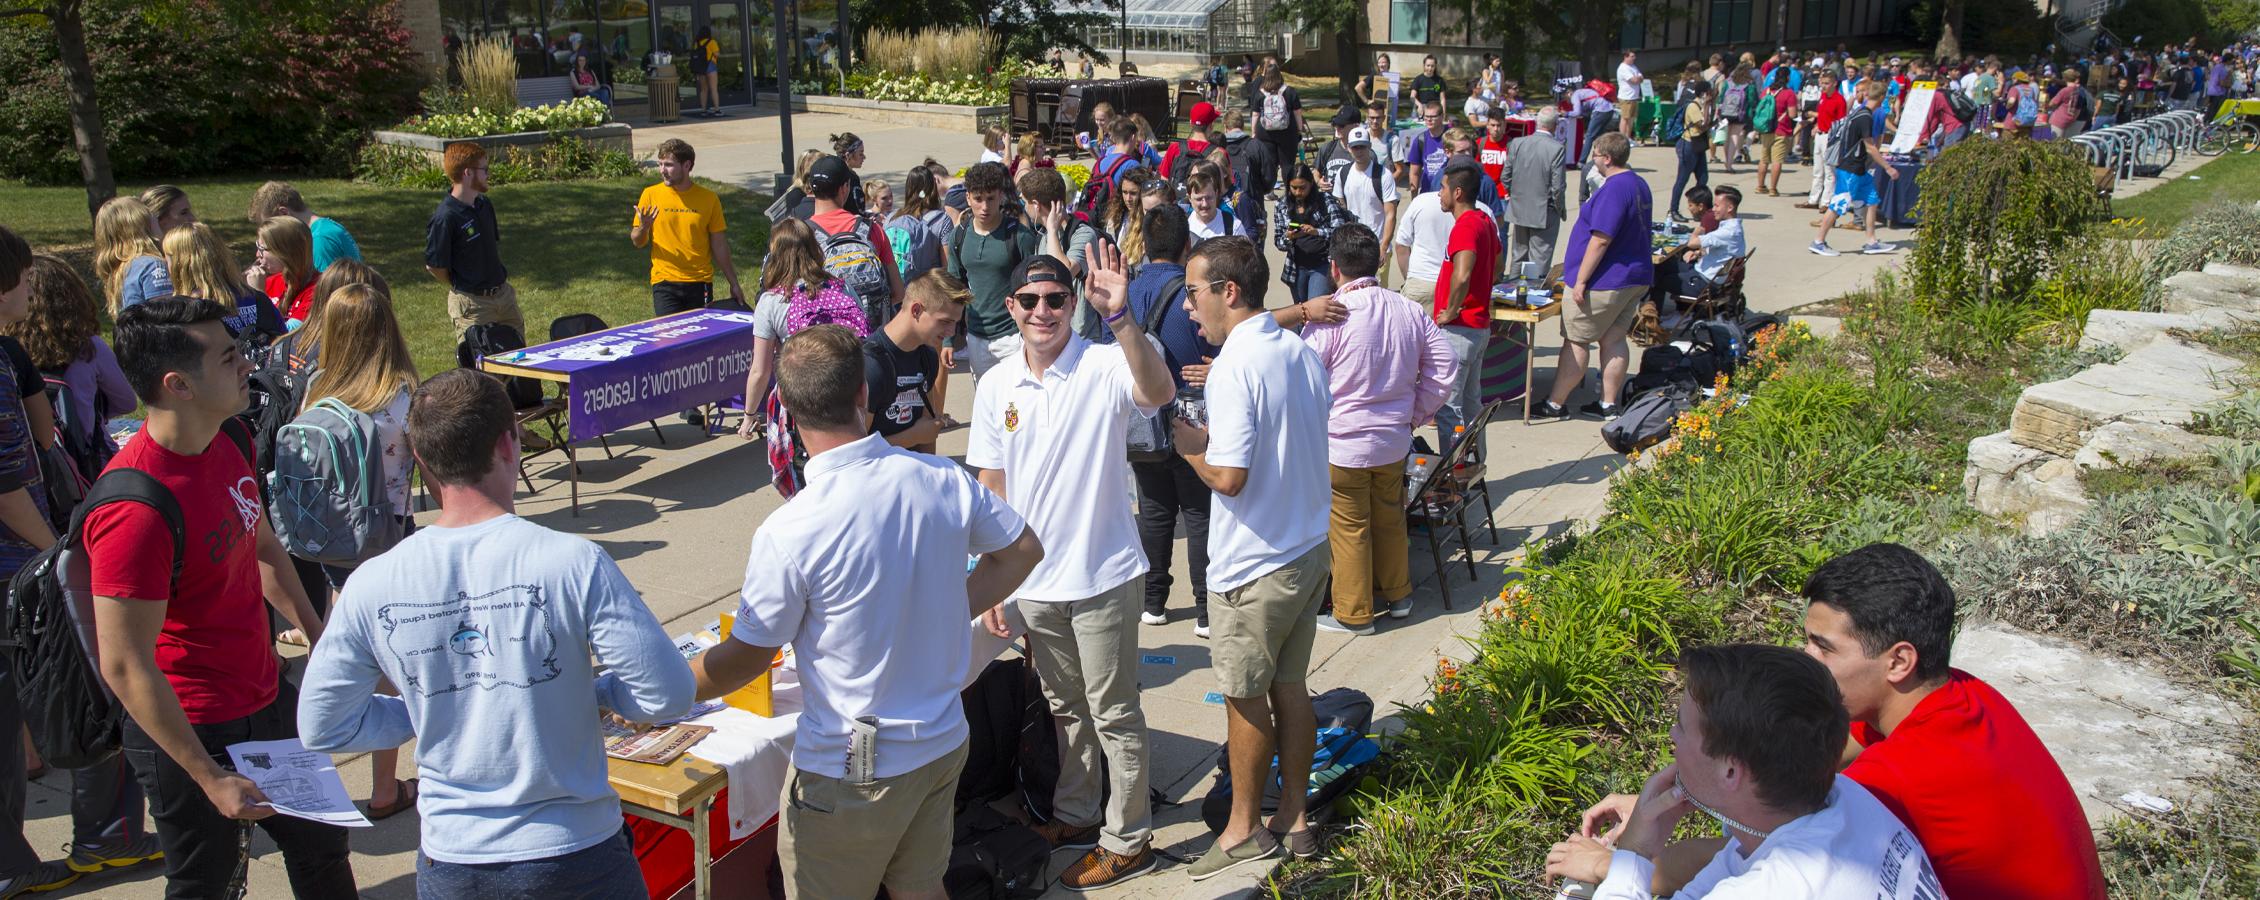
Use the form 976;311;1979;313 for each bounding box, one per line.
17;124;1944;898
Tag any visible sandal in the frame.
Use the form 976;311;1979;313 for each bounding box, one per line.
366;778;419;821
276;629;308;648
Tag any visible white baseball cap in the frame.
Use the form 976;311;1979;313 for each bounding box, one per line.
1347;126;1372;147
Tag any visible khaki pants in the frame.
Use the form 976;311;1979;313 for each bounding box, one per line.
1400;273;1436;308
1020;580;1152;854
1807;134;1836;206
446;282;526;344
1329;459;1410;626
779;740;967;897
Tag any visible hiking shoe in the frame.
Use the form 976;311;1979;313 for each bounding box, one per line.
0;861;78;898
66;836;161;874
1061;845;1158;891
1861;241;1897;255
1033;820;1101;851
1808;241;1841;257
681;409;707;428
1194;622;1210;639
1274;827;1322;860
1314;615;1374;635
1531;401;1570;420
1578;401;1623;421
1387;598;1413;619
1139;610;1166;626
1187;829;1280;881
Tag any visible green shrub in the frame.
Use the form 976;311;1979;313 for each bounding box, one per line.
393;97;612;139
2142;204;2260;308
0;5;424;183
354;136;638;188
1908;137;2107;306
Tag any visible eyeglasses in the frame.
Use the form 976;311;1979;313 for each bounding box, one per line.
1012;290;1072;311
254;243;270;254
1185;278;1229;298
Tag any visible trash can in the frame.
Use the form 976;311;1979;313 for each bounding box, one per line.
649;70;680;123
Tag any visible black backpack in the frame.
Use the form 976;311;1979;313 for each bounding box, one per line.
1199;687;1379;833
458;323;546;409
3;421;252;769
943;804;1050;899
1602;384;1696;454
956;658;1043;810
1945;87;1977;122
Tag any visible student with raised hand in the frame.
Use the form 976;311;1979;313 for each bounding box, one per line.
691;325;1044;900
300;369;691;896
968;244;1175;890
93;196;170;315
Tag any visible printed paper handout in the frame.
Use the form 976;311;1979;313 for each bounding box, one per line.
225;738;373;827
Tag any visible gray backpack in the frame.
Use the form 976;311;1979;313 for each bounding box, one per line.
267;398;405;565
1601;385;1696;455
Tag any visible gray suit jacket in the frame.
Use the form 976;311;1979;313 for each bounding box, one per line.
1504;132;1568;228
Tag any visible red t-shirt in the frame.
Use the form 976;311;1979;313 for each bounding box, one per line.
84;427;278;725
263;272;314;325
1815;92;1849;134
1770;88;1799;135
1161;138;1211;179
1478;138;1511;200
1845;670;2105;900
1433;209;1498;330
809;209;895;277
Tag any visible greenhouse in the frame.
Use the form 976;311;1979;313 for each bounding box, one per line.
1073;0;1280;59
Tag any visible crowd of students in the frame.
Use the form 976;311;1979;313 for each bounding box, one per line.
0;46;2138;895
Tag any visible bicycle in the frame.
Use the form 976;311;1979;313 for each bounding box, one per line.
2196;97;2260;156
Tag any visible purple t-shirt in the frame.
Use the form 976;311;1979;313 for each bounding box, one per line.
1560;171;1655;291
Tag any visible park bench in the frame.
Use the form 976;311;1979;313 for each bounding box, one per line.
516;76;575;108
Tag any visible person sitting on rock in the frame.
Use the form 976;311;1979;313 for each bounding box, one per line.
1552;544;2105;900
1547;643;1944;899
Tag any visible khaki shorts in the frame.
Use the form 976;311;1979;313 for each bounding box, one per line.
780;739;967;896
1210;543;1331;699
1615;100;1639;127
1400;276;1436;308
446;282;526;343
1563;284;1646;344
1756;132;1789;165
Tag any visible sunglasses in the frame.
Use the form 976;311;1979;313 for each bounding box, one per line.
1013;290;1072;311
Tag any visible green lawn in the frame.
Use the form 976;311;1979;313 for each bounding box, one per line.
2110;151;2260;230
0;175;772;379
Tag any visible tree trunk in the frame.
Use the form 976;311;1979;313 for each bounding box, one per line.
1936;0;1965;61
51;0;115;220
1336;6;1358;101
1580;6;1613;84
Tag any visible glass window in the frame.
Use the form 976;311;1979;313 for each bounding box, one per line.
1390;0;1428;44
1620;5;1644;50
1707;0;1752;45
1802;0;1837;37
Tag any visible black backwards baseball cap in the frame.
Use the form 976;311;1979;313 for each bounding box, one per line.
1010;254;1074;292
808;155;852;191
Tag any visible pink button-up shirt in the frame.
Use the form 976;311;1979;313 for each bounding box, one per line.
1299;278;1461;469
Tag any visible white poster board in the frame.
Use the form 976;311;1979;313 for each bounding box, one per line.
1888;82;1939;155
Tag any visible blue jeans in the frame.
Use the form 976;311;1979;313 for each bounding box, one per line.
1670;138;1709;215
417;826;644;899
1289;265;1334;305
1435;324;1490;462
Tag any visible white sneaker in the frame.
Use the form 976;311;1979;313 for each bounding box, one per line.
1861;241;1897;255
1194;623;1210;639
1808;241;1840;257
1139;611;1166;626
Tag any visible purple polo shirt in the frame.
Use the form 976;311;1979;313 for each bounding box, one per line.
1561;170;1655;291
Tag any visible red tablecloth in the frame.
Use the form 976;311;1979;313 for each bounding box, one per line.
628;789;767;899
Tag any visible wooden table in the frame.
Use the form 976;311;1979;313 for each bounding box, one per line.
609;755;730;900
1488;299;1564;423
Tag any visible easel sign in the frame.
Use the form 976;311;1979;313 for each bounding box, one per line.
1888;82;1938;155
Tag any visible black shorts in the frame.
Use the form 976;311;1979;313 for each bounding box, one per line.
653;280;712;317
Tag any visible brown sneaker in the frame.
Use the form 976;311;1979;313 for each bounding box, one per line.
1032;819;1100;851
1060;845;1157;891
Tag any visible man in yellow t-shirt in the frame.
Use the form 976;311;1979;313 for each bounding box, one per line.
631;138;745;319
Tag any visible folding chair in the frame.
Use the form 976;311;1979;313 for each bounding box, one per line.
1403;400;1505;609
550;313;668;450
458;328;567;497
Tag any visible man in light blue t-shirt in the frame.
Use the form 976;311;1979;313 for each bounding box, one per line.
300;369;693;895
249;181;362;273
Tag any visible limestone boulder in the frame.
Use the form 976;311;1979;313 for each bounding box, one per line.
2160;271;2260;315
2079;308;2260;353
2010;335;2247;456
1964;431;2091;536
2072;420;2233;470
2203;262;2260;282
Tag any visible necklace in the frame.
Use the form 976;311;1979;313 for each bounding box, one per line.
1675;774;1773;839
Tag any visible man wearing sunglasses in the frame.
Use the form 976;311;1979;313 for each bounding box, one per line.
967;245;1174;891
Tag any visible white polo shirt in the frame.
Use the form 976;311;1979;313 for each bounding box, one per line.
1203;314;1331;593
968;335;1160;602
731;433;1024;779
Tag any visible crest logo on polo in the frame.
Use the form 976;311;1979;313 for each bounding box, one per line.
378;586;563;698
1004;401;1020;432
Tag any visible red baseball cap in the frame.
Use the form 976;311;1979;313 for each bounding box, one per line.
1189;102;1219;127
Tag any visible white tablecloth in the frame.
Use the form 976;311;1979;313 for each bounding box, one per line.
680;602;1028;840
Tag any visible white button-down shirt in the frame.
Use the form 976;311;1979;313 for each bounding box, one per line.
968;335;1160;602
732;433;1025;779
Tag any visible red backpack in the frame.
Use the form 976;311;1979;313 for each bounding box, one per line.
1075;153;1140;223
1588;79;1617;103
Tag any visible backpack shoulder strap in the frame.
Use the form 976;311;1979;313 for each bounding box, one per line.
1144;274;1184;334
220;416;254;469
68;468;187;584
